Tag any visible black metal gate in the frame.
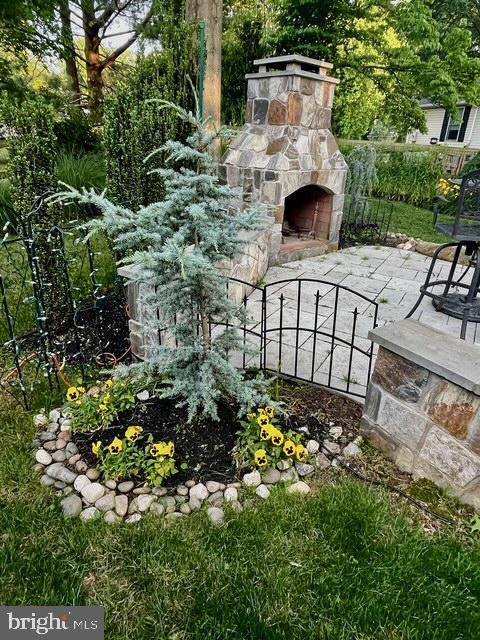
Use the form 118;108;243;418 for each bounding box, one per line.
228;276;378;399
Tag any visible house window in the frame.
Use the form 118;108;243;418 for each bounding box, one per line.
446;108;465;141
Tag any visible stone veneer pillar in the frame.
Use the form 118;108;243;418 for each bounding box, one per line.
362;319;480;511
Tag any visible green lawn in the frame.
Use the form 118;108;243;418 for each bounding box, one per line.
1;401;479;640
373;199;451;244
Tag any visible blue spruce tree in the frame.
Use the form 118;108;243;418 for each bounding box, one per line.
52;99;271;420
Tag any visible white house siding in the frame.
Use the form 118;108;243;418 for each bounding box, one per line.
406;106;480;150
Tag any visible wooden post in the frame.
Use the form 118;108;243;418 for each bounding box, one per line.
186;0;223;158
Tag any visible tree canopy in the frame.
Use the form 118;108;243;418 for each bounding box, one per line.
223;0;480;138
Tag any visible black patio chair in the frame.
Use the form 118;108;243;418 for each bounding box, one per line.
433;169;480;239
406;170;480;339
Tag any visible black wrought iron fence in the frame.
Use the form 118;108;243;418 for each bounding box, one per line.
213;276;379;399
340;196;393;248
0;218;128;409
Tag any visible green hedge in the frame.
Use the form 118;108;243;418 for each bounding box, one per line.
340;141;444;208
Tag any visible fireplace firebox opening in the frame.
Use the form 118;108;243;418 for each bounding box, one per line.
282;185;333;241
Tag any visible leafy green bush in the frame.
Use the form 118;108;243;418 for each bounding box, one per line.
104;24;194;210
341;142;444;207
0;178;17;227
461;152;480;176
373;149;444;207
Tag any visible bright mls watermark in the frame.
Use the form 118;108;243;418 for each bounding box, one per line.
0;607;104;639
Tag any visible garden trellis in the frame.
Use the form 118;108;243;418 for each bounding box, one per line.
0;216;127;409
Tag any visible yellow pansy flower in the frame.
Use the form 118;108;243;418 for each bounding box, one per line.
271;428;284;447
150;441;174;458
108;437;124;456
66;386;82;402
265;406;275;419
260;423;274;441
99;404;108;412
295;444;308;462
105;379;114;388
92;441;102;456
78;386;86;394
255;449;268;467
257;414;270;428
283;440;296;457
125;426;143;442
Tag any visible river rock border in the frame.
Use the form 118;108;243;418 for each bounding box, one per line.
31;408;363;525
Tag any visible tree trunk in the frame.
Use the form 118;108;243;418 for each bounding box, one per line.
186;0;223;159
59;0;82;106
193;229;211;352
81;0;104;122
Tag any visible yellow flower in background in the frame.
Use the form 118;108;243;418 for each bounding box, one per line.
257;414;270;428
271;428;284;447
92;441;102;456
105;379;114;388
295;444;308;462
258;408;266;415
247;413;256;421
255;449;268;467
78;386;85;394
265;406;275;419
103;393;111;403
260;424;274;441
66;386;82;402
125;426;143;442
99;404;107;412
283;440;296;457
108;437;123;456
150;441;174;458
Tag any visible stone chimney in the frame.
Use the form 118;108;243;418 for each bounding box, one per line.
221;54;347;260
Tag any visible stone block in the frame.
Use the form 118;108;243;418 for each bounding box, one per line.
423;380;479;440
253;99;269;125
393;446;415;474
266;137;288;155
268;100;287;125
245;99;253;123
226;164;240;187
287;93;303;125
418;426;480;489
363;382;382;422
360;416;396;456
372;347;429;403
376;393;430;449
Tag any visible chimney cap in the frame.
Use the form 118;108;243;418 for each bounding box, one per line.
253;54;334;70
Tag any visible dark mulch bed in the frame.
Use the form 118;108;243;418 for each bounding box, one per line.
54;291;130;366
74;381;363;487
12;291;130;367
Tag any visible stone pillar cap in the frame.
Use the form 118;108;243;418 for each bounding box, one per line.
369;319;480;394
253;55;334;71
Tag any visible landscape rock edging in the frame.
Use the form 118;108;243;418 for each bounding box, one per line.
32;407;363;525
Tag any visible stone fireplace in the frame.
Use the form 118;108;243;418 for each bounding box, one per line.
221;54;347;262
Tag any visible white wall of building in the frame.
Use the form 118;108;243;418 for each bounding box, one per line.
406;106;480;150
